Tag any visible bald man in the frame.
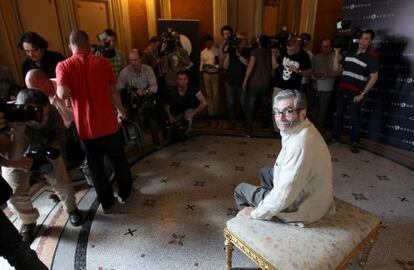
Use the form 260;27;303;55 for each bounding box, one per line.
56;30;133;212
117;49;160;146
25;69;74;128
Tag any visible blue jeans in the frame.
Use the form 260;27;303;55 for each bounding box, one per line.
81;129;133;209
225;82;245;121
333;89;362;143
244;86;270;135
0;209;48;270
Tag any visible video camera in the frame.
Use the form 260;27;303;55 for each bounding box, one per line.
160;28;181;55
24;145;60;174
269;26;293;51
120;87;157;117
0;100;43;124
332;18;362;52
223;34;241;55
92;31;116;58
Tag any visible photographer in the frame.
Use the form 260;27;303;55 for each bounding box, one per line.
0;113;48;270
94;29;126;76
17;31;65;79
1;89;82;244
162;31;193;93
222;32;250;129
272;36;312;132
117;49;160;147
330;29;379;153
219;25;234;68
242;35;273;137
0;65;20;101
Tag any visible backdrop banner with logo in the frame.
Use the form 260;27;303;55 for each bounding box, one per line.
340;0;414;152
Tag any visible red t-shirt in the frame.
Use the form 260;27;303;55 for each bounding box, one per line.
56;51;119;139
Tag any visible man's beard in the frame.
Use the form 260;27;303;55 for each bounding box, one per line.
276;119;300;132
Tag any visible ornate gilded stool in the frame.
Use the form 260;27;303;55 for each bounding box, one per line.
224;198;381;270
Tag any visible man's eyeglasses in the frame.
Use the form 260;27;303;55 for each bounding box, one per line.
272;108;303;117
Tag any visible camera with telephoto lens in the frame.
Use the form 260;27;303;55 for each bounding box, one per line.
160;28;180;56
0;99;43;124
92;31;116;58
269;26;293;50
120;87;157;117
223;34;241;55
332;18;362;52
24;145;60;174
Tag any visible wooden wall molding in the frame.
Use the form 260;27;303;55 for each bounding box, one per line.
0;1;24;82
146;0;157;38
213;0;228;44
159;0;171;19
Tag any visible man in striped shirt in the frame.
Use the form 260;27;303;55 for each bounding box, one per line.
331;29;379;153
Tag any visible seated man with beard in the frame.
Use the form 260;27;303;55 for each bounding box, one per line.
234;89;334;226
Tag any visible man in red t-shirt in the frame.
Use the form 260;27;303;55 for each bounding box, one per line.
56;30;132;211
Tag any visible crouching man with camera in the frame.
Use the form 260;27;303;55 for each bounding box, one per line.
1;89;82;244
0;112;48;270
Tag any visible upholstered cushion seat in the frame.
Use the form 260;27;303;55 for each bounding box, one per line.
225;198;381;270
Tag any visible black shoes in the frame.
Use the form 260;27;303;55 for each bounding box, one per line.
20;223;36;244
69;208;82;226
118;188;134;205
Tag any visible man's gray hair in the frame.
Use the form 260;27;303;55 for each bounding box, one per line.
273;89;307;110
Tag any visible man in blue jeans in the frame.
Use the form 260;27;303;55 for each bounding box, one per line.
331;29;379;153
222;31;250;129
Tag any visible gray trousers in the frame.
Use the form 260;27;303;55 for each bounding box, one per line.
234;167;273;210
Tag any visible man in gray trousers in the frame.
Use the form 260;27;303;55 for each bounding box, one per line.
234;89;334;226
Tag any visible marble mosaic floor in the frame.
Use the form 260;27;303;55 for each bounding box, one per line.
1;135;413;270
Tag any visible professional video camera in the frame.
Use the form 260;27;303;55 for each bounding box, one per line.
25;145;60;174
120;87;157;117
332;18;362;52
269;26;293;51
92;31;116;58
0;100;43;123
160;28;181;55
223;34;241;55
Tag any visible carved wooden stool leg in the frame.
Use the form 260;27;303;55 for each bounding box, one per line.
225;238;234;270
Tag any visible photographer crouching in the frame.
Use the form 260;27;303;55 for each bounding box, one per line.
1;89;82;244
0;112;48;269
117;49;160;148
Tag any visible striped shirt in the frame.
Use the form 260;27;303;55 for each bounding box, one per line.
338;49;379;94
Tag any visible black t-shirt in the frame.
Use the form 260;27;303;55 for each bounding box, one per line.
273;50;311;90
22;50;65;79
166;85;200;116
225;47;251;87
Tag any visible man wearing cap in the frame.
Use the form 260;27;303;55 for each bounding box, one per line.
1;89;82;243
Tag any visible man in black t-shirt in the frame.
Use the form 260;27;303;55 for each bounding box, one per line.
165;71;207;141
272;37;312;131
17;32;65;79
330;29;379;153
